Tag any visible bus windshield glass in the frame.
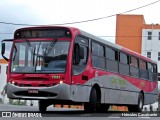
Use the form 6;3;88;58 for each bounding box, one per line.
11;40;70;73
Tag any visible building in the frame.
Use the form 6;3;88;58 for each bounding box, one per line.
0;59;8;103
0;59;8;91
116;14;145;54
116;14;160;81
141;24;160;72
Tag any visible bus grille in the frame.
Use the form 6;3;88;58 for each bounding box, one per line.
14;91;57;97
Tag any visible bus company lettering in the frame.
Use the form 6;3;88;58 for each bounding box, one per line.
111;77;126;87
12;112;42;117
122;113;158;117
28;89;38;94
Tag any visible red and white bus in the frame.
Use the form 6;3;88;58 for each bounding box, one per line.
1;26;158;112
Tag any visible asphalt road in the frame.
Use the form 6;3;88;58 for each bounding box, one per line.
0;104;159;120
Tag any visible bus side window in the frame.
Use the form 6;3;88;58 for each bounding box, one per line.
139;60;148;80
153;64;157;73
148;63;153;81
130;56;139;78
119;52;129;75
105;47;118;73
91;42;105;69
153;64;158;82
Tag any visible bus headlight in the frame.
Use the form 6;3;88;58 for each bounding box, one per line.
11;81;15;85
59;80;63;84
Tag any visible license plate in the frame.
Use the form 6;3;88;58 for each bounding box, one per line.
28;89;39;94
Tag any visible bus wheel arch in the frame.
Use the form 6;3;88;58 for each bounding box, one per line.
91;84;109;112
128;91;144;112
92;84;101;103
138;91;144;111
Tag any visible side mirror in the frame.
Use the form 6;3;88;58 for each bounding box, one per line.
1;39;13;61
1;43;6;55
1;42;9;61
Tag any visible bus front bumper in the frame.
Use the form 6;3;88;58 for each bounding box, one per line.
6;83;71;100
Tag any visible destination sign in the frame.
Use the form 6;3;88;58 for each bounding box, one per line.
15;29;71;39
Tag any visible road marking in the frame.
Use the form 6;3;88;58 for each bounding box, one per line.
80;114;92;117
138;117;150;119
108;117;121;118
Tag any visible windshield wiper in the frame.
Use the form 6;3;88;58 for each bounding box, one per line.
12;44;17;61
24;38;31;47
34;42;41;72
44;38;57;56
24;38;35;56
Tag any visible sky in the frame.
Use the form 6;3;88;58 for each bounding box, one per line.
0;0;160;58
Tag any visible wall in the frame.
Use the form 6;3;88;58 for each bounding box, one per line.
116;14;145;54
141;29;160;72
0;59;8;103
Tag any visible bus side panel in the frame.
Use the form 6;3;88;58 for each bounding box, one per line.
72;73;157;105
70;85;91;102
76;75;136;105
82;75;142;105
144;88;158;105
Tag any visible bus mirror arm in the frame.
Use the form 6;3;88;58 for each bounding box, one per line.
2;54;9;61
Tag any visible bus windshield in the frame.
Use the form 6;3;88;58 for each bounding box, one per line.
11;40;70;73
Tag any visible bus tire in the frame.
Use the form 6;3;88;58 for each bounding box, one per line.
39;100;47;112
128;92;144;112
84;88;97;112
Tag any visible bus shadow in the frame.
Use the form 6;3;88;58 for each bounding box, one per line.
42;110;124;117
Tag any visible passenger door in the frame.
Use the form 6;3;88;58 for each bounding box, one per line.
71;36;89;101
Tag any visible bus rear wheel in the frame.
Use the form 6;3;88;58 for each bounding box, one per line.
128;92;144;112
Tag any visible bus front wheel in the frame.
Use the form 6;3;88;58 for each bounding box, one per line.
84;88;98;112
39;100;47;112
